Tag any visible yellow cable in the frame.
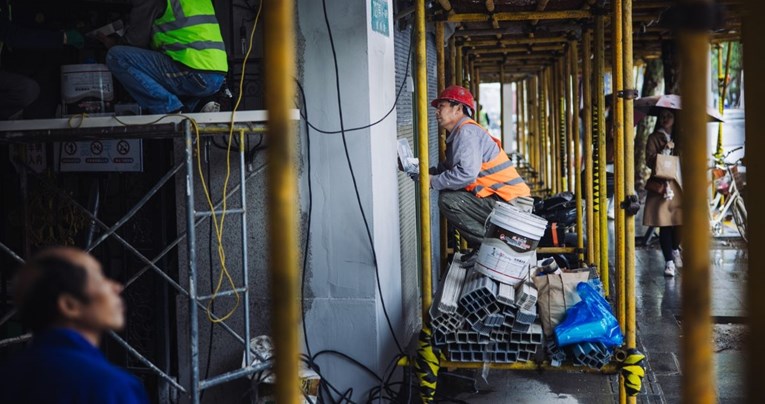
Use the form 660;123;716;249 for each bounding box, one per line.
60;2;263;324
201;0;263;323
68;113;88;128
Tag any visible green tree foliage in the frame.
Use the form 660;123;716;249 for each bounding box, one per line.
711;41;743;108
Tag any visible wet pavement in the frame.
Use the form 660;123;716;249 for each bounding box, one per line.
441;220;747;403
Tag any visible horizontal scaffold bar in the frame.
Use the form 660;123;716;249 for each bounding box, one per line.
442;10;591;23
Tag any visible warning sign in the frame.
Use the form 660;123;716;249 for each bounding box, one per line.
54;139;143;172
117;140;130;155
9;143;47;173
90;141;103;155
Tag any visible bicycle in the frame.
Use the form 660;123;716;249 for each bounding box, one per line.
708;147;747;241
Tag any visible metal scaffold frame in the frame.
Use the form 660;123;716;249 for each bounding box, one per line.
0;110;299;404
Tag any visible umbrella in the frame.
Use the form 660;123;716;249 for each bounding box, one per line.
634;94;724;122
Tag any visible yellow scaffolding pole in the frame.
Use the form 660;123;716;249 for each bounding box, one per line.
466;44;565;56
415;0;433;321
519;79;526;159
612;1;626;402
565;47;575;194
437;22;448;271
264;1;299;403
536;74;542;190
523;80;530;162
743;2;765;401
438;361;618;373
571;40;584;264
549;61;556;194
529;77;538;174
544;67;552;192
540;69;547;191
558;58;566;194
595;14;609;295
715;42;732;159
463;36;567;47
449;35;457;86
470;59;476;95
475;67;482;105
529;77;536;174
622;0;637;402
457;45;464;87
465;53;472;88
550;62;559;195
501;64;506;148
583;28;595;264
678;12;716;404
612;0;626;320
445;10;591;23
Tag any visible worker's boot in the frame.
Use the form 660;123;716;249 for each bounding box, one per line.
195;82;233;113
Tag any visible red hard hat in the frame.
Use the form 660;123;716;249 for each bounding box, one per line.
431;85;475;111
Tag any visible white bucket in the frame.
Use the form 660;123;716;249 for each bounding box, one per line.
474;238;533;286
509;196;535;213
61;64;114;115
485;202;547;253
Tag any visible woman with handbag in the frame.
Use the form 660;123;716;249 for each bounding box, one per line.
643;109;683;277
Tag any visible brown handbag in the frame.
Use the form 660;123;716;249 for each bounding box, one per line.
645;177;667;194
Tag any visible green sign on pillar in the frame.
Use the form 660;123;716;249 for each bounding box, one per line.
371;0;389;37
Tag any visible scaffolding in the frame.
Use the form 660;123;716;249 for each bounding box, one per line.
0;110;299;404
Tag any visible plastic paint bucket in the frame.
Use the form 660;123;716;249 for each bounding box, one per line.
485;202;547;253
474;238;534;286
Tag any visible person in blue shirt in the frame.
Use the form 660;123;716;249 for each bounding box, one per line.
0;247;149;404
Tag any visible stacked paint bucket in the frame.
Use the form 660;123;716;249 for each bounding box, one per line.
474;198;548;286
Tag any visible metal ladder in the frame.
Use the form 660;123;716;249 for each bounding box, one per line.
0;118;271;404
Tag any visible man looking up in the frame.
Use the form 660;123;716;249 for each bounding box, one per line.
430;85;531;246
0;247;149;404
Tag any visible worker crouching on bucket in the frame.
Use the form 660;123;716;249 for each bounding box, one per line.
429;85;531;247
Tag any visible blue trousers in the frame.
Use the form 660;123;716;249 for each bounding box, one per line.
106;46;225;114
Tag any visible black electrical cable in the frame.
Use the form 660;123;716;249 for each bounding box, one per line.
299;24;413;136
201;139;215;401
295;87;355;404
295;10;419;404
320;0;403;355
296;81;314;360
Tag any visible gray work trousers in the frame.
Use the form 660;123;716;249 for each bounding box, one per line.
439;190;498;245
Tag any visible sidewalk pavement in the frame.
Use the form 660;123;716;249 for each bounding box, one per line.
441;222;747;403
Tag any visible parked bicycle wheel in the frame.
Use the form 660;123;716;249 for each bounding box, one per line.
732;196;747;242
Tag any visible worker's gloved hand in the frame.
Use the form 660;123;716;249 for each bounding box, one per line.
96;32;118;49
408;172;419;182
64;30;85;49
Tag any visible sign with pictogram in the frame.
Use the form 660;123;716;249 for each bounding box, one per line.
54;139;143;172
90;141;103;155
117;140;130;155
64;142;77;155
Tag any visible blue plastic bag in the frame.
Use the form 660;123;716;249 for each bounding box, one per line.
554;281;624;348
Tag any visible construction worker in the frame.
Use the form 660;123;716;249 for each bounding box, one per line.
101;0;228;114
0;7;84;119
430;85;531;246
478;104;490;127
0;247;149;403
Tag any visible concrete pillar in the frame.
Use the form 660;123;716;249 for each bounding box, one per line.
297;0;403;393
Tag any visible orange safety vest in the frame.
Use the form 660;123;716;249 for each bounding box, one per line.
455;119;531;201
